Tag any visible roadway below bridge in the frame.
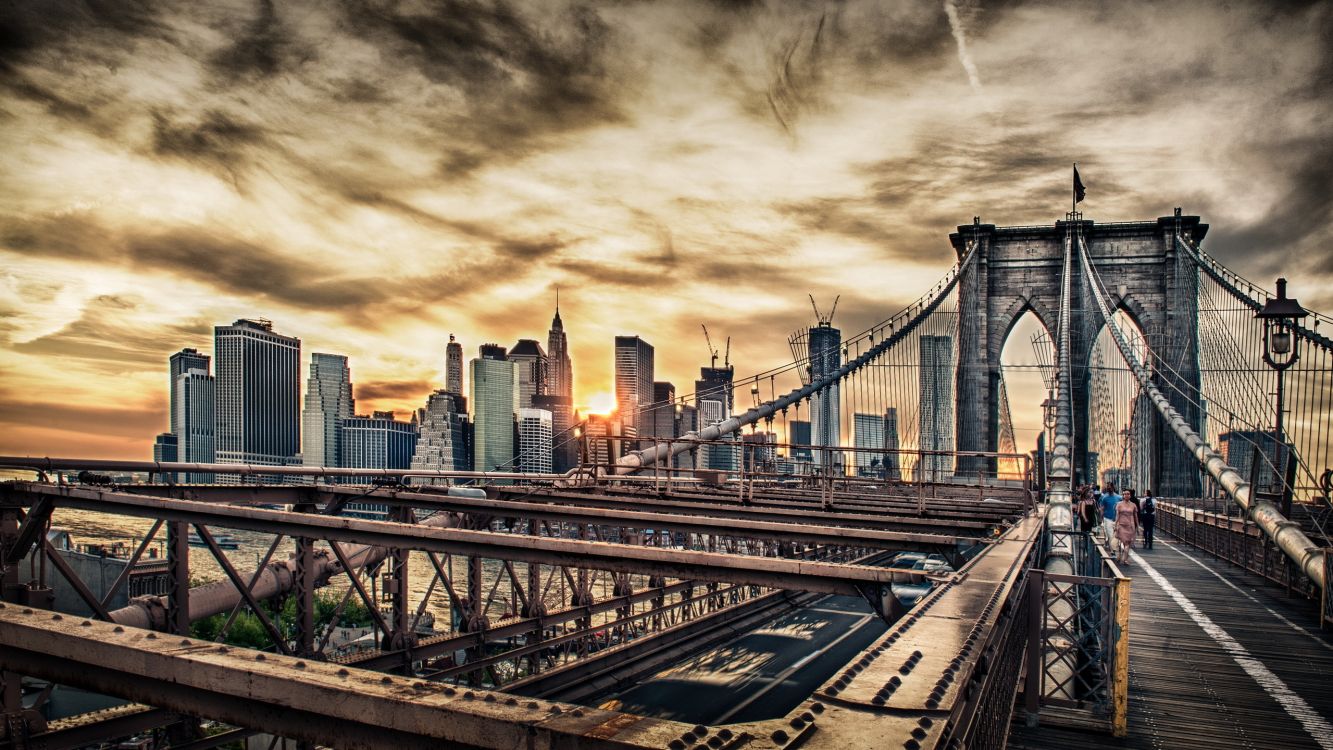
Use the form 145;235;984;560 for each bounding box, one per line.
589;594;887;726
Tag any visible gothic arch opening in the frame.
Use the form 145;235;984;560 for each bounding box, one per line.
998;309;1052;479
1085;308;1152;492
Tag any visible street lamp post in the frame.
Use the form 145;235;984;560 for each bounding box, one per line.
1255;277;1307;516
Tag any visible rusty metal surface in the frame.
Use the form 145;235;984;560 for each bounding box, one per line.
812;514;1042;719
0;518;1043;750
3;482;912;596
317;485;979;550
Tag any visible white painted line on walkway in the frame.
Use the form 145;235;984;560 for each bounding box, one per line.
1159;540;1333;653
1130;549;1333;750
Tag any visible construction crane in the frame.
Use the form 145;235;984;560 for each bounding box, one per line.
809;294;840;326
724;336;731;368
701;324;719;368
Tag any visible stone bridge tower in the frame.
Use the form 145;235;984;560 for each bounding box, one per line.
950;212;1207;497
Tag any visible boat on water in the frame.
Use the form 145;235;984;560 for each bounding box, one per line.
187;531;240;550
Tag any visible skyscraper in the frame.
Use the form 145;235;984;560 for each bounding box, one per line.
174;366;215;482
698;398;737;472
650;381;677;443
614;336;654;439
532;393;574;472
918;334;954;481
789;419;813;463
509;339;548;409
883;407;901;480
676;402;698;470
695;366;734;416
340;411;418;471
547;295;573;401
472;345;518;472
853;412;886;476
411;390;462;480
741;431;777;472
214;319;301;475
302;353;354;469
152;432;178;463
808;323;841;467
169;348;209;435
445;334;464;395
516;408;554;474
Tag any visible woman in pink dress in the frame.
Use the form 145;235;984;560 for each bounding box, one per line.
1114;496;1140;564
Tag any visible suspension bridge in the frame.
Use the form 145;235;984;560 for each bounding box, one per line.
2;210;1332;750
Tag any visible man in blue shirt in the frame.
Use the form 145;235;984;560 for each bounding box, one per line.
1100;483;1122;548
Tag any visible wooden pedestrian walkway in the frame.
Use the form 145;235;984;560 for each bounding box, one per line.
1009;537;1333;750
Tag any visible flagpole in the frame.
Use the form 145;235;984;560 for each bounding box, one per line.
1072;162;1076;215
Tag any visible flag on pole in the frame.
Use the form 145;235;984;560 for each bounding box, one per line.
1074;164;1086;203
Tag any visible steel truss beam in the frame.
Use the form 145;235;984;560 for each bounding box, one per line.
2;483;905;596
312;486;975;551
0;505;1043;750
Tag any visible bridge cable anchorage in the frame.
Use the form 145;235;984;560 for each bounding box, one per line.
1076;235;1325;591
612;240;982;474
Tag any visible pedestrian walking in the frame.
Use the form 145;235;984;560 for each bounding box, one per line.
1099;483;1121;547
1114;493;1139;564
1140;491;1157;550
1077;486;1099;533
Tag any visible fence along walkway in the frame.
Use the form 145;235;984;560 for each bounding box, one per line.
1010;536;1333;750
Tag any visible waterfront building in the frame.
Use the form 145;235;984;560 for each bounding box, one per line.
516;408;554;474
152;432;177;464
650;382;676;443
446;334;464;395
532;393;574;472
789;419;813;463
808;323;841;468
174;367;216;482
583;413;632;467
302;353;354;470
340;411;418;471
854;412;886;476
168;348;209;435
509;339;548;409
614;336;654;438
883;407;901;480
676;403;698;471
547;297;573;402
472;345;518;472
214;319;301;476
410;390;465;481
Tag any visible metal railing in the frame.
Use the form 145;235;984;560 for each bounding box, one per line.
1023;528;1130;736
1156;500;1325;600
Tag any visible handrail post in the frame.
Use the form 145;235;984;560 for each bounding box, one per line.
1024;567;1046;726
1111;574;1131;737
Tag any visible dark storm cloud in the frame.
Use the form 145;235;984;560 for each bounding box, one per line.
2;214;386;311
3;74;94;122
557;259;666;289
0;212;545;320
1204;132;1333;277
0;0;167;71
150;109;270;186
340;0;625;166
497;237;566;261
209;0;311;82
355;380;431;400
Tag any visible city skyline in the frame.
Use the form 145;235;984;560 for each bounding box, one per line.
2;1;1331;461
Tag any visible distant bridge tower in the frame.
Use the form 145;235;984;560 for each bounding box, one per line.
950;213;1207;497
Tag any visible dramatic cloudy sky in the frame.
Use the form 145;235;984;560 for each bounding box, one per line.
1;0;1330;459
